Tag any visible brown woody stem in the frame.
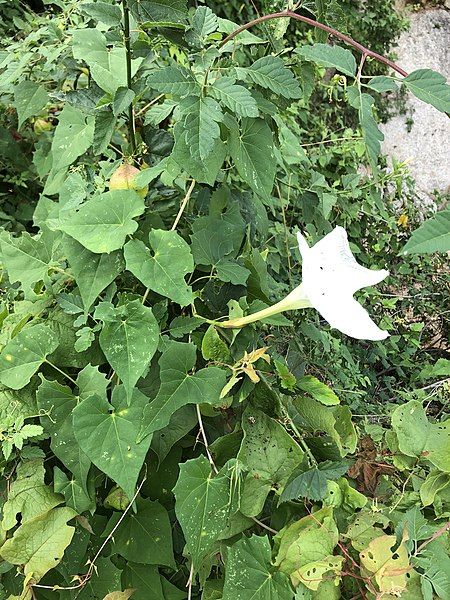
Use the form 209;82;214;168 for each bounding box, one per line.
220;10;408;78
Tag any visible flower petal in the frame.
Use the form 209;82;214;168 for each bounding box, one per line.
310;292;389;341
302;226;389;296
296;231;310;258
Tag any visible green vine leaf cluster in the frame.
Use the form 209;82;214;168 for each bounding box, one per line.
0;1;449;599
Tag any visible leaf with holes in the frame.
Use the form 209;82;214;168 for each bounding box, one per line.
1;459;63;531
289;397;357;457
360;535;410;595
237;407;304;517
274;507;340;589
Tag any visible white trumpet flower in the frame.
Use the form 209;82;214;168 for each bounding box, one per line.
220;226;389;341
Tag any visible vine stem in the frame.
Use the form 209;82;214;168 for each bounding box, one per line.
44;360;77;386
196;404;219;475
123;0;137;155
356;52;367;84
281;405;318;467
187;563;194;600
171;179;196;231
415;522;450;555
251;516;278;535
220;10;408;78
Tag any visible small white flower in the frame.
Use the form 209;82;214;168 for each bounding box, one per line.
220;226;389;342
296;226;389;340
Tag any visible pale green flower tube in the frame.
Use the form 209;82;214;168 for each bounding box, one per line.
219;284;312;328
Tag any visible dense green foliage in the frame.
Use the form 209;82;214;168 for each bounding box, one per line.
0;1;449;599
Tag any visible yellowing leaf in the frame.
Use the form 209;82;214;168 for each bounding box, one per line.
243;347;270;365
397;214;409;228
242;365;260;384
0;507;76;582
345;509;390;552
292;555;344;590
360;535;410;596
274;507;339;588
220;373;243;399
103;588;135;599
1;459;63;531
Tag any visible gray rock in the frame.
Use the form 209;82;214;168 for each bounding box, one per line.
380;9;450;200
